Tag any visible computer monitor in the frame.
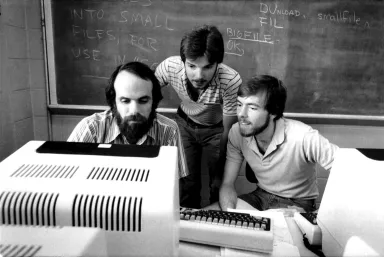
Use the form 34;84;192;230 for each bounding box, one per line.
0;141;179;257
0;226;107;256
317;148;384;257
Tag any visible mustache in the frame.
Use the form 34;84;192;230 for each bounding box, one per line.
239;118;251;123
193;79;206;83
124;114;147;123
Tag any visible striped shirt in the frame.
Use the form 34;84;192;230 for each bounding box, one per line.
67;110;189;179
155;56;242;126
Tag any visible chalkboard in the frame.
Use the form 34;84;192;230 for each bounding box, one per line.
45;0;384;116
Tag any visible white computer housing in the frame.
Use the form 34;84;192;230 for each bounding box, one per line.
0;226;107;256
0;140;179;257
318;148;384;257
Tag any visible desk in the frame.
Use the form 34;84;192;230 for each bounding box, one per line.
179;217;317;257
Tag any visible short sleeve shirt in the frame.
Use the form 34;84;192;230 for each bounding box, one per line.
155;56;242;126
67;110;189;179
226;118;339;199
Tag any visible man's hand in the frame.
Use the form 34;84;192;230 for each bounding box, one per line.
219;183;238;211
219;160;242;211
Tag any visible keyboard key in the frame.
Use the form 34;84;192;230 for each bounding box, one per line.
261;223;267;230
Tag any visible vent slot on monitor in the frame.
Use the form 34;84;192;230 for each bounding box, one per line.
10;164;79;179
72;194;143;232
0;244;42;257
87;167;150;182
0;191;59;226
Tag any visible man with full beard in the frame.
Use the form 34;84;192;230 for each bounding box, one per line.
207;75;338;212
68;62;188;179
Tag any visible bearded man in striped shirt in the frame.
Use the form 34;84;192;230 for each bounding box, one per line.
68;61;189;180
155;25;242;208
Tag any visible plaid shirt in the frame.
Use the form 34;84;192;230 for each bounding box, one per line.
155;56;242;126
68;110;189;179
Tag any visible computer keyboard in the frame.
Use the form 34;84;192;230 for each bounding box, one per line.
179;207;274;253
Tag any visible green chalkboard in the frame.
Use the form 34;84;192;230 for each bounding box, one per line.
45;0;384;116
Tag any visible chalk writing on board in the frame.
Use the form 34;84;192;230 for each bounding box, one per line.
72;26;117;41
70;5;175;69
225;28;273;56
72;8;174;30
72;48;101;61
49;0;384;115
68;2;376;77
119;11;174;31
317;10;370;28
225;2;303;56
72;9;105;20
260;2;301;17
227;29;274;43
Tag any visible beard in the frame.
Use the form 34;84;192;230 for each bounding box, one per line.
112;107;156;144
239;115;270;137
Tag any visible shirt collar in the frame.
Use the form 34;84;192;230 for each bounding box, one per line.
211;64;220;87
269;118;285;149
106;113;158;145
103;113;121;143
146;117;159;142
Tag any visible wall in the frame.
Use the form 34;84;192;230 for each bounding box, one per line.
0;0;49;162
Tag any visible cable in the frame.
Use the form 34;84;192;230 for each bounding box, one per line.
302;233;326;257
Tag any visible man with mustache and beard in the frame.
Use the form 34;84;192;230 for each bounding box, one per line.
155;25;242;208
68;61;188;179
206;75;339;213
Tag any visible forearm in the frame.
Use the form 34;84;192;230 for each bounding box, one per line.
218;115;237;179
219;183;238;211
